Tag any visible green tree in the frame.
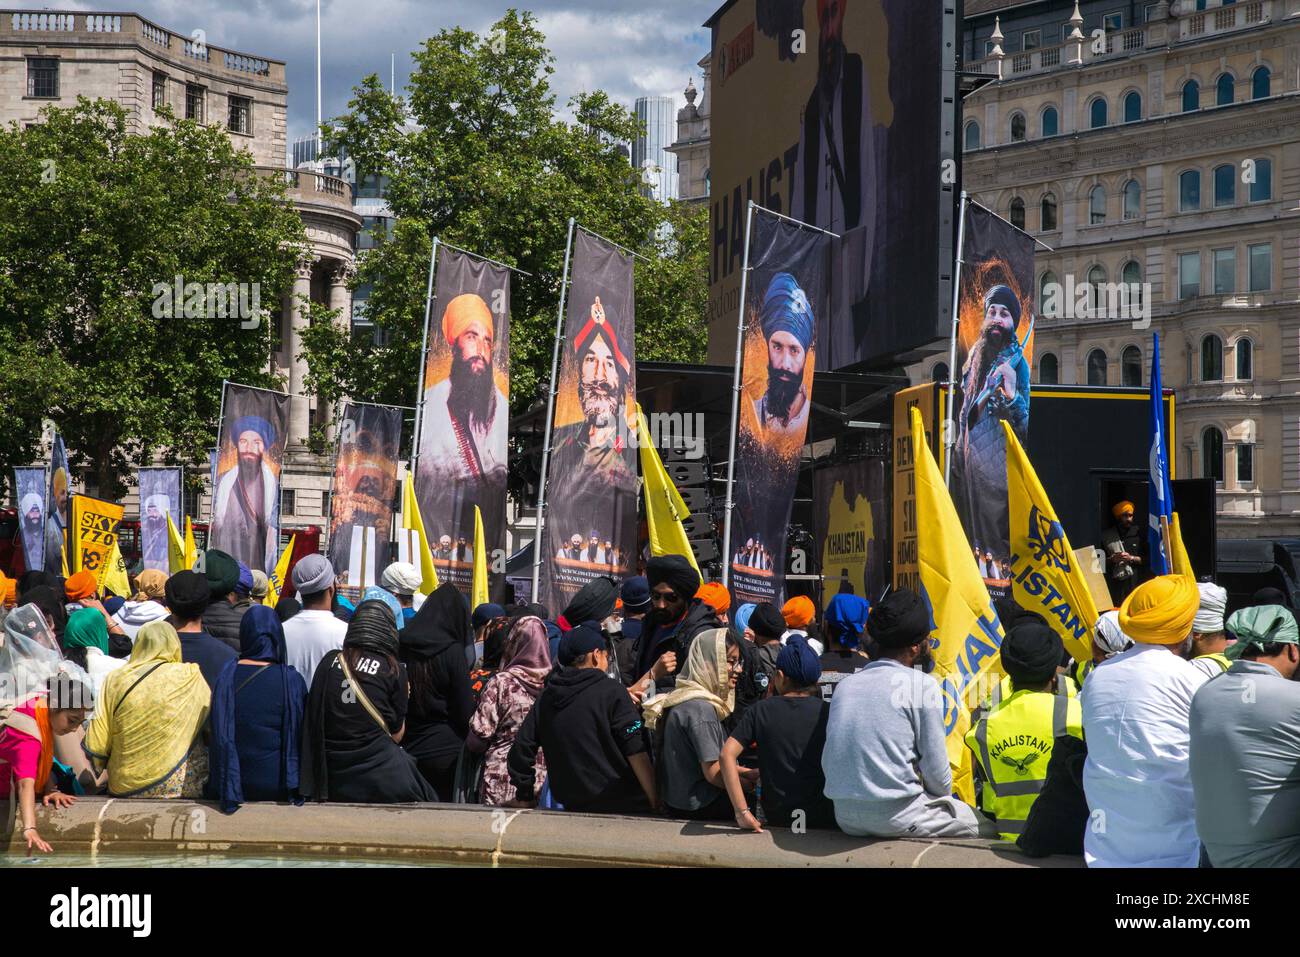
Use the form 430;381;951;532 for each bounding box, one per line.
0;98;308;499
305;9;708;426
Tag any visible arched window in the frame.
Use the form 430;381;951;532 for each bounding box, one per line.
1202;334;1224;381
1252;66;1271;100
1090;97;1108;129
1249;158;1273;202
1087;349;1108;386
1088;265;1107;314
932;362;949;383
1010;197;1026;230
965;120;981;150
1122;260;1143;311
1182;79;1200;112
1041;193;1058;231
1040;270;1059;318
1202;427;1224;483
1213;164;1236;206
1089;185;1106;224
1180;170;1201;211
1236;339;1253;381
1123;179;1141;219
1042;106;1059;137
1010;113;1026;142
1122;346;1143;387
1123;91;1142;123
1216;73;1235;106
1039;353;1059;385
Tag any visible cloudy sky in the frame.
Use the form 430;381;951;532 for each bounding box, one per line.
76;0;712;150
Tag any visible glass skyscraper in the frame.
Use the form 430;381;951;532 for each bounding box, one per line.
632;95;679;202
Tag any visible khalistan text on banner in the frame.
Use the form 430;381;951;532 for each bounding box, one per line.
729;211;829;605
137;468;182;572
329;402;403;590
209;384;291;574
414;246;511;597
539;229;639;613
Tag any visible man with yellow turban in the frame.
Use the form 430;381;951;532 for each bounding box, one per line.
1100;499;1145;604
1080;575;1209;868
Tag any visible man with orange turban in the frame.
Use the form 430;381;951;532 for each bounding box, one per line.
1080;575;1208;868
64;570;99;603
421;287;512;501
781;595;823;655
696;582;732;623
1101;499;1145;603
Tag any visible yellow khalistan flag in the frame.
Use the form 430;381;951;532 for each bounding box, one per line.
100;538;132;598
183;516;198;571
166;513;188;574
472;506;489;610
266;534;296;607
1003;421;1097;665
636;403;699;572
911;407;1004;806
402;476;439;595
1170;512;1195;581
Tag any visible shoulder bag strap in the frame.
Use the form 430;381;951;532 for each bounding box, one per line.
114;662;165;717
338;652;392;736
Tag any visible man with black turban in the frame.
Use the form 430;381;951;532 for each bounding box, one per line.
964;620;1082;842
821;588;987;839
753;272;814;435
953;283;1031;568
632;555;720;695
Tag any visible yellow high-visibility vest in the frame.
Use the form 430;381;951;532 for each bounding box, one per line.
965;687;1084;841
985;671;1077;710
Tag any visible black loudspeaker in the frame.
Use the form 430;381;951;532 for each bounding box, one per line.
677;488;711;514
667;461;708;487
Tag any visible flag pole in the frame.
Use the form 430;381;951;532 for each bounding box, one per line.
211;380;228;523
943;190;969;488
411;236;439;477
532;217;576;599
720;201;756;589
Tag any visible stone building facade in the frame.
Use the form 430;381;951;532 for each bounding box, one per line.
1;10;360;533
666;54;712;206
910;0;1300;538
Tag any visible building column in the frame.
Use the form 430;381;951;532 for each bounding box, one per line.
323;262;355;443
288;260;315;448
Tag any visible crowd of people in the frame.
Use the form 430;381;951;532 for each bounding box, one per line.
2;550;1298;868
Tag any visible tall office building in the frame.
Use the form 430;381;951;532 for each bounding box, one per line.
633;95;679;202
908;0;1300;538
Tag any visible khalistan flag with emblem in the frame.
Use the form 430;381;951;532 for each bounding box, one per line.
911;407;1004;805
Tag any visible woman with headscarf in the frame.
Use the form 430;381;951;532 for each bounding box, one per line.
466;616;550;805
61;607;126;705
83;620;211;797
397;583;475;799
469;615;510;703
208;605;308;813
18;585;69;648
300;600;436;803
643;627;745;821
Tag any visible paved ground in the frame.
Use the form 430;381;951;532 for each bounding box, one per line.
3;798;1082;867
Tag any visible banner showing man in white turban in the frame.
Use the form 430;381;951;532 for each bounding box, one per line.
137;468;182;573
14;467;47;573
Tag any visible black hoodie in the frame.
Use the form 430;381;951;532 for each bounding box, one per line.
398;584;476;775
635;599;723;692
507;666;648;812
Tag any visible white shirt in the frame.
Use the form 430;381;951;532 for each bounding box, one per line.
83;647;127;716
780;628;824;657
417;378;508;484
281;609;348;686
1082;642;1209;868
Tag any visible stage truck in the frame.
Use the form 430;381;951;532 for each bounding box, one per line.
891;381;1211;611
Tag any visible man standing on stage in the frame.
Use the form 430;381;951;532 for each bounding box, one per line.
211;416;280;572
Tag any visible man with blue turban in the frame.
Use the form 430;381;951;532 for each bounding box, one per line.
211;413;281;573
754;272;814;435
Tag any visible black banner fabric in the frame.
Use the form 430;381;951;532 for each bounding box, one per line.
329;403;403;589
950;203;1037;585
137;468;181;572
539;229;639;613
729;212;830;605
209;384;292;575
414;246;512;597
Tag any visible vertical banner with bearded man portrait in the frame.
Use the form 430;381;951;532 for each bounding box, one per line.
950;202;1036;589
46;433;70;574
539;229;639;613
209;383;292;574
137;468;182;572
414;246;510;596
729;212;830;605
14;467;47;573
330;402;403;590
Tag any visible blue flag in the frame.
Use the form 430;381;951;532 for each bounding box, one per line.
1148;334;1174;575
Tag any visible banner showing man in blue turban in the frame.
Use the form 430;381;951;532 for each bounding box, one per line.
753;272;814;436
210;385;292;574
953;283;1030;564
